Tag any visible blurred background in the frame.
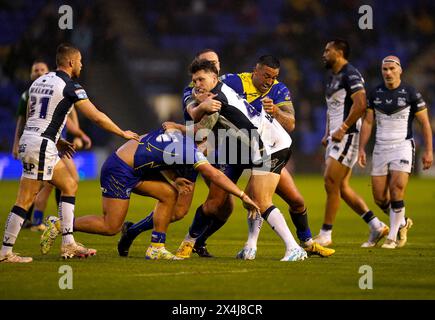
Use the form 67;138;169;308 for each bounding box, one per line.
0;0;434;178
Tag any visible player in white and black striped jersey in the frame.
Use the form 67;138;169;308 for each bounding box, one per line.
315;39;389;248
358;55;433;249
0;44;140;263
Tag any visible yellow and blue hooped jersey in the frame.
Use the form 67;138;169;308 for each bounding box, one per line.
220;72;293;113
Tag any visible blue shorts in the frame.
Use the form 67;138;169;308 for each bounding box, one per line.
213;163;246;183
100;153;142;199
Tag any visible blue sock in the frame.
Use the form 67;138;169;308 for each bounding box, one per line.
126;211;154;240
33;210;44;226
189;205;213;238
290;209;312;242
151;231;166;244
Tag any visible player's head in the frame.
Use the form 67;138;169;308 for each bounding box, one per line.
56;43;82;78
189;59;219;93
30;60;49;81
323;39;350;69
252;55;280;93
381;55;402;87
195;49;221;74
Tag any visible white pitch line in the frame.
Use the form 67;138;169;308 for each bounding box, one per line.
134;269;251;277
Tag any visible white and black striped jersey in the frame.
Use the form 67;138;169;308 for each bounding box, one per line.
368;83;426;145
24;70;88;143
325;63;365;134
210;82;291;163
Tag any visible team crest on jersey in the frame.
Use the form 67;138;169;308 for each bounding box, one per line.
397;97;407;107
399;88;407;94
74;89;88;99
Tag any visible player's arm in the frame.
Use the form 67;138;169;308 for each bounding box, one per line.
321;113;330;147
65;107;92;149
74;99;139;141
186;93;221;122
415;108;433;170
358;108;374;168
196;162;260;215
331;89;367;142
263;98;295;133
163;112;219;135
12;93;29;159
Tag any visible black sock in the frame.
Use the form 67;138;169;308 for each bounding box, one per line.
189;205;213;239
195;216;227;247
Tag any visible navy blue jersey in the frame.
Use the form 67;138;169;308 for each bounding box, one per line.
133;128;208;181
368;82;426;144
325;63;365;134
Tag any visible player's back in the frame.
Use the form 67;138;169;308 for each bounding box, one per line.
25;70;86;143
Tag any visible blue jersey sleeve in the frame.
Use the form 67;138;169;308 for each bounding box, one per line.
409;86;426;114
182;85;194;122
273;83;293;107
220;73;244;95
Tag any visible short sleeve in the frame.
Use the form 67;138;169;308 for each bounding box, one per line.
220;73;243;94
274;83;293;108
182;85;194;121
409;86;426;114
345;68;365;95
64;81;89;103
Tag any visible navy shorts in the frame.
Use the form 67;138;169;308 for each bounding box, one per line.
100;153;142;199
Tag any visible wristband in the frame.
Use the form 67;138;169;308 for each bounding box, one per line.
239;191;245;199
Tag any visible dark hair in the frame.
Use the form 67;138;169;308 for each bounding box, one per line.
189;59;218;75
328;39;350;59
195;48;218;59
257;55;280;69
56;43;80;67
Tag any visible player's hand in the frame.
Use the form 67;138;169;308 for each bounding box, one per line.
262;97;276;116
162;121;184;132
240;193;260;219
123;130;140;142
12;144;19;159
193;90;214;103
358;149;367;168
422;150;433;170
57;139;76;159
321;135;329;147
80;133;92;149
73;137;84;150
174;177;194;195
200;95;221;114
331;126;346;142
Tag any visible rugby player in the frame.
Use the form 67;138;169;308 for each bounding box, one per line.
0;44;139;263
358;55;433;248
315;39;388;248
175;59;308;261
42;126;260;260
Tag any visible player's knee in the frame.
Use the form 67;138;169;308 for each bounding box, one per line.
288;195;305;212
324;175;339;192
390;185;406;200
171;207;189;222
204;197;233;217
104;224;122;236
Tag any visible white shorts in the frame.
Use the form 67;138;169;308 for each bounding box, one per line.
18;134;60;180
325;133;359;169
371;139;414;176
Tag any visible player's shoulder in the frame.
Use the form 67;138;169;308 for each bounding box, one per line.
343;63;363;78
220;72;243;82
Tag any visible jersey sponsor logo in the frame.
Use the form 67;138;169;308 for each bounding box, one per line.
74;89;88;100
23;162;36;173
373;97;382;105
376;88;384;93
47;166;53;176
348;75;361;80
386;99;393;104
400;159;409;165
399;88;407;94
397;97;407;107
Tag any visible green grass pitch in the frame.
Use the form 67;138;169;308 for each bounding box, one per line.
1;175;435;300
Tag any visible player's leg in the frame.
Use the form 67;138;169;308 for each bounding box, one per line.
241;170;306;261
315;157;349;246
371;175;391;215
31;182;53;231
382;171;411;249
276;168;334;256
43;160;95;258
341;169;388;247
193;165;245;257
1;177;41;263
